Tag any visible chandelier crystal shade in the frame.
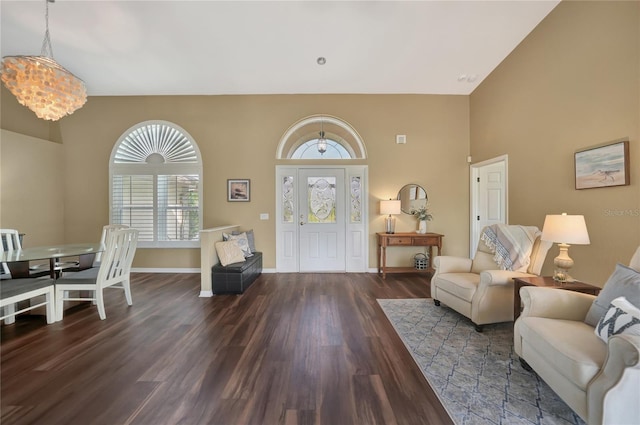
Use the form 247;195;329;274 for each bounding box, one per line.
317;130;327;154
316;118;327;154
1;0;87;121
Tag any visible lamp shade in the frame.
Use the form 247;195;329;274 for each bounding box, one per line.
380;199;401;215
541;213;590;245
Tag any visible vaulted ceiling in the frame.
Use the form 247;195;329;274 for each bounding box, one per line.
1;1;560;96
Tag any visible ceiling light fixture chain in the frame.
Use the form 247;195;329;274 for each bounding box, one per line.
40;0;54;58
0;0;87;121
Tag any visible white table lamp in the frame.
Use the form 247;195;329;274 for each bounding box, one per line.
541;213;590;282
380;199;401;234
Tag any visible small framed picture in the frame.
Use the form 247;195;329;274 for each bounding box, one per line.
575;139;630;190
228;179;250;202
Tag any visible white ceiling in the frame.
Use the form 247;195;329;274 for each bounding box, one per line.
1;0;559;97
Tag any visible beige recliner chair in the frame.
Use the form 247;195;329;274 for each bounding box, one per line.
431;226;551;331
514;246;640;425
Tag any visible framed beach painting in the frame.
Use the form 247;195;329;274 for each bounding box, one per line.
574;139;630;190
228;179;250;201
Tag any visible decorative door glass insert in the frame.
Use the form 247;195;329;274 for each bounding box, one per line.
307;177;336;223
282;176;294;223
350;176;361;223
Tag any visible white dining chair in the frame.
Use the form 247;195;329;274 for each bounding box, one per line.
93;224;129;267
54;228;139;321
61;224;131;273
1;277;56;325
1;228;54;278
1;228;81;279
1;229;21;276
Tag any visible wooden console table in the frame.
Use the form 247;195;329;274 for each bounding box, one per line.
376;232;443;278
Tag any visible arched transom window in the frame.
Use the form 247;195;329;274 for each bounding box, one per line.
277;115;367;160
110;120;203;248
291;138;352;159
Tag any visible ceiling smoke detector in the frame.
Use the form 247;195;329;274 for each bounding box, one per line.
458;74;478;83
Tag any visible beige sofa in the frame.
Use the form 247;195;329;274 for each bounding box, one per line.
514;246;640;425
431;229;551;331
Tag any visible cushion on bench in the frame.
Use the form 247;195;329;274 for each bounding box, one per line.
212;257;257;273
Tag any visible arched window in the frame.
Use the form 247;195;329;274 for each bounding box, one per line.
291;137;352;159
277;115;367;160
109;121;203;248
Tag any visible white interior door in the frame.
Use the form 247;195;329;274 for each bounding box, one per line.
470;156;508;257
298;169;346;272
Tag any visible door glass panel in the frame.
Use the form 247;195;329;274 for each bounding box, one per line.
282;176;294;223
350;176;361;223
307;177;336;223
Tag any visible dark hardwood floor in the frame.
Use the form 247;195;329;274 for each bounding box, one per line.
1;272;453;425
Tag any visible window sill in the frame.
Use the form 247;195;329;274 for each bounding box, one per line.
138;241;200;249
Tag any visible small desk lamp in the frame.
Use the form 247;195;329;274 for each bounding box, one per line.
380;199;401;234
541;213;590;282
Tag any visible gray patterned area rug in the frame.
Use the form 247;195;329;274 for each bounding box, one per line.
378;298;586;425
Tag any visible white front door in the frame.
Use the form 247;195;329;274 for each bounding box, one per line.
276;165;367;273
470;156;508;257
298;168;346;272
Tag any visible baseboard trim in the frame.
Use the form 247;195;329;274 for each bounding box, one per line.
131;268;200;273
131;267;278;274
129;268;396;275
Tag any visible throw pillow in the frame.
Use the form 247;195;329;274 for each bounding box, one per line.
223;232;252;257
233;229;256;253
215;241;246;267
594;296;640;343
584;263;640;326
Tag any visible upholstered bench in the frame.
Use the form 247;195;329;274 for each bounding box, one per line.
211;252;262;294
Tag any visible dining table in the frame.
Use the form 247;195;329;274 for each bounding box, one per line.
0;242;104;279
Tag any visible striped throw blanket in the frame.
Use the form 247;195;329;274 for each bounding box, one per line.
480;224;540;272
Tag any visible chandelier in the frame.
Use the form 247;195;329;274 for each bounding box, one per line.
1;0;87;121
317;120;327;154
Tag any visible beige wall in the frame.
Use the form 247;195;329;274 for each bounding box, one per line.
470;1;640;285
0;130;65;247
1;91;471;269
4;0;637;280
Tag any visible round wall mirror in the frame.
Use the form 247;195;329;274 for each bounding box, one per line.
397;184;428;214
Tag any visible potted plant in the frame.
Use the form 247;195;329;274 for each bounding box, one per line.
411;205;432;234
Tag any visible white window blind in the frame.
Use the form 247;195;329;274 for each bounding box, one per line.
158;175;200;242
110;121;202;248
